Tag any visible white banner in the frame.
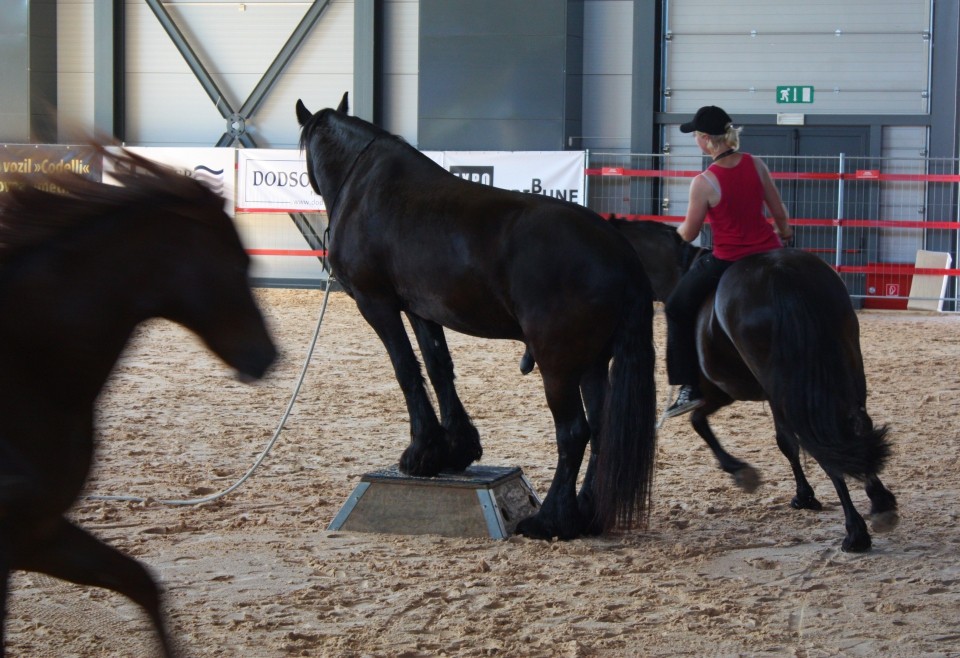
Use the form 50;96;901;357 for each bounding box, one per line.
236;149;322;213
104;147;236;216
442;151;585;205
234;149;586;213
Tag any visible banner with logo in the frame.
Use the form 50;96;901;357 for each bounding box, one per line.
235;150;584;213
236;149;321;213
443;151;585;205
0;144;100;195
103;146;236;216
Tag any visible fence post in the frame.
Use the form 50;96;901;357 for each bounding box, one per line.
584;149;590;209
835;152;845;270
955;173;960;309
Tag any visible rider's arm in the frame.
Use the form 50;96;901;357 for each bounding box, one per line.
755;157;792;240
677;174;712;242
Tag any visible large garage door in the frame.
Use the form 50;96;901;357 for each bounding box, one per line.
663;0;932;117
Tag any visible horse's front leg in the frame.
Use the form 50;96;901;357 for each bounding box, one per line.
774;424;822;511
15;518;177;657
689;395;761;493
356;301;447;476
405;313;481;472
516;374;590;540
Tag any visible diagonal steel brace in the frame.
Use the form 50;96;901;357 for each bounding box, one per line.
145;0;332;147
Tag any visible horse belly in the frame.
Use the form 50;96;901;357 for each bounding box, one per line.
404;293;522;341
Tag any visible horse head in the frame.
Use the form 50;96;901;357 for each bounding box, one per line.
104;149;278;381
610;217;703;301
296;92;383;215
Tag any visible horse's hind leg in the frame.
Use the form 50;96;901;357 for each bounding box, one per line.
866;475;899;533
774;424;823;511
826;473;871;552
16;518;177;657
516;374;591;540
406;314;482;471
690;396;761;493
357;301;447;476
574;362;608;536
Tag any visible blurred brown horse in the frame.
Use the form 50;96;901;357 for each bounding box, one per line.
0;149;276;656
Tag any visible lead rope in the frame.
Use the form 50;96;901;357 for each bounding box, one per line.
88;231;334;507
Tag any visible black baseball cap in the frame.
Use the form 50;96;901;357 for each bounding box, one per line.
679;106;733;135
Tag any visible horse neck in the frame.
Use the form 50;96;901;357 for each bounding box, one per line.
311;121;383;215
4;215;168;393
614;221;690;301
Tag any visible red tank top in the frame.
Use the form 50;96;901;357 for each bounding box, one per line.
705;153;782;261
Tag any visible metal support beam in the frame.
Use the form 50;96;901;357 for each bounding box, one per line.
631;0;661;154
145;0;234;120
353;0;380;123
94;0;125;139
239;0;333;119
146;0;331;146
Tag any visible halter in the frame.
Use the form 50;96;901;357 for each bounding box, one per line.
326;134;379;217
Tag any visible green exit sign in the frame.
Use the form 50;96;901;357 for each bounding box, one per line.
777;86;814;104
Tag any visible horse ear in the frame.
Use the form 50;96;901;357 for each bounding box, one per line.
295;99;312;126
337;92;349;114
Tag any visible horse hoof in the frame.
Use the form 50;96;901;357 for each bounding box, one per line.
733;466;761;493
871;510;899;534
399;446;443;477
515;516;554;540
790;495;823;511
841;534;872;553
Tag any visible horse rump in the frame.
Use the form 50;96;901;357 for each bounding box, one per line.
727;250;892;480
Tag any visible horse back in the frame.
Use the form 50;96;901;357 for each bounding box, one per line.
332;156;648;342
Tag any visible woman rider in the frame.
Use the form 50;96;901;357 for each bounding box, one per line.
663;105;793;418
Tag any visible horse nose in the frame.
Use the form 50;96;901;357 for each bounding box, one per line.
234;341;278;382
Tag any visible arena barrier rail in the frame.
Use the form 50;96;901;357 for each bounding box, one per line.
585;152;960;312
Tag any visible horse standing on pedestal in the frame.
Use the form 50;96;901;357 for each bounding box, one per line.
297;94;658;540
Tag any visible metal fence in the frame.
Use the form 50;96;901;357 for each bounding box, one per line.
585;152;960;312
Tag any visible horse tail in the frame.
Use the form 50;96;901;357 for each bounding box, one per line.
764;268;891;479
594;284;658;531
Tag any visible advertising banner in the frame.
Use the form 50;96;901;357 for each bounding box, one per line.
104;147;236;216
0;144;100;194
442;151;585;205
236;149;321;214
235;150;583;213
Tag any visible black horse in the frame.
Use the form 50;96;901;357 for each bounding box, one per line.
0;148;277;657
297;94;657;540
611;219;897;552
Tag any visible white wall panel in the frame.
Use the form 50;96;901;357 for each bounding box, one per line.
581;0;632;151
382;0;419;144
57;0;94;136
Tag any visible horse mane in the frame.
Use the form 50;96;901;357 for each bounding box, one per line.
0;146;222;263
